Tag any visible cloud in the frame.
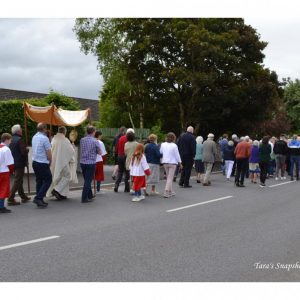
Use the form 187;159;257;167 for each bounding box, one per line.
0;18;102;99
244;16;300;80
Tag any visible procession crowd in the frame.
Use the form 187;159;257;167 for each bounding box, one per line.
1;123;299;213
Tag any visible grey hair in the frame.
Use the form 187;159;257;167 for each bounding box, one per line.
196;136;203;144
253;140;259;146
11;124;21;135
228;140;234;146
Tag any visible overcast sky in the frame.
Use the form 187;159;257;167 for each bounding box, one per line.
0;17;299;100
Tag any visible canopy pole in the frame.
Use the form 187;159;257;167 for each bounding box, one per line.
23;102;30;194
88;108;92;125
49;102;54;140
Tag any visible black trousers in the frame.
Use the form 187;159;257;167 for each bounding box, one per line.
179;156;194;186
9;167;27;200
235;158;248;185
259;162;269;184
115;155;130;189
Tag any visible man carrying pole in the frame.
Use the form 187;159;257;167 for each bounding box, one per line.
8;124;31;205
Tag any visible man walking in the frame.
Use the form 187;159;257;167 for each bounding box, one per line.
273;134;288;180
47;126;76;200
234;136;251;187
32;123;52;208
80;125;101;203
8;124;31;205
202;133;218;186
288;135;300;181
177;126;196;188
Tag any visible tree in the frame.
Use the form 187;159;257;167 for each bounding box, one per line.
74;18;284;136
283;78;300;131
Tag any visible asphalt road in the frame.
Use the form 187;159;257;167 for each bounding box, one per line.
1;173;300;282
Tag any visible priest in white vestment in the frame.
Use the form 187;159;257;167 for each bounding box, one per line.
47;126;76;199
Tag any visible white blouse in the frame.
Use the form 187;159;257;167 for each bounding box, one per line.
96;140;107;163
160;142;181;164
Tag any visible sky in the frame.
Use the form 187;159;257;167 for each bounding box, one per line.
0;16;299;100
0;18;102;100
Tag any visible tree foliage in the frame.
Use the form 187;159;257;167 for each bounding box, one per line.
74;18;285;137
283;78;300;131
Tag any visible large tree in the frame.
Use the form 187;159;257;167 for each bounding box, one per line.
74;18;284;136
283;78;300;132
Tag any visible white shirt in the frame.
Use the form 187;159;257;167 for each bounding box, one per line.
160;142;182;164
96;140;107;162
130;155;149;176
0;143;14;173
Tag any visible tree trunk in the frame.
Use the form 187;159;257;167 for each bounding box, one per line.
179;102;185;132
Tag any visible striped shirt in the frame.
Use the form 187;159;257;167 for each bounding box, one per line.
80;135;101;164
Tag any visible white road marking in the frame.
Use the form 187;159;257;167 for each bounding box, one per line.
166;196;233;213
268;181;296;188
0;236;60;251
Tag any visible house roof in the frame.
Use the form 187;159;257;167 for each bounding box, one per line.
0;88;99;120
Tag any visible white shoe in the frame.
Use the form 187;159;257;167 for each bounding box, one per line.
163;193;170;198
275;177;279;180
139;195;145;201
281;176;286;180
170;191;176;196
130;189;135;195
132;197;139;202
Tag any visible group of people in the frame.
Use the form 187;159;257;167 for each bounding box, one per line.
219;133;300;187
1;122;300;213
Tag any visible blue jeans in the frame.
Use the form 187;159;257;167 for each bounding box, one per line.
290;156;300;178
0;199;4;208
81;163;96;201
32;161;52;201
134;190;141;197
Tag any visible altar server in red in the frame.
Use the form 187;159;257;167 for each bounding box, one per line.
0;133;14;213
130;144;151;202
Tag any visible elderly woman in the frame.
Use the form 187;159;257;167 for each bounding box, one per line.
160;132;182;198
249;140;260;184
194;136;204;183
144;134;162;195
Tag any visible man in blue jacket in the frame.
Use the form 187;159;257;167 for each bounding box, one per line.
177;126;196;188
288;135;300;181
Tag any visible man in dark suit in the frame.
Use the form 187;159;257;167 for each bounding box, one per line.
177;126;196;188
8;124;30;205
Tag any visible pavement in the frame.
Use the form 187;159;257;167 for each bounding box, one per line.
1;172;300;282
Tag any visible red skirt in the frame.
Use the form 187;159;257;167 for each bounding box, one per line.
0;172;10;198
133;176;146;191
95;161;104;181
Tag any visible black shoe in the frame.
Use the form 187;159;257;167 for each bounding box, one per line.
179;183;184;187
183;185;192;188
239;184;245;187
114;184;119;192
52;189;64;200
235;182;240;187
0;207;12;213
112;175;116;180
291;177;294;181
173;177;177;182
33;198;47;208
196;180;201;183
